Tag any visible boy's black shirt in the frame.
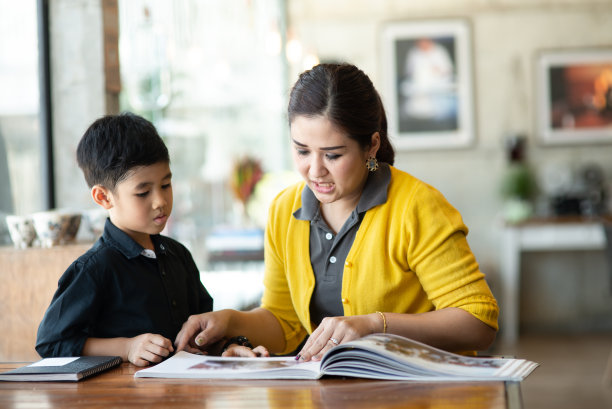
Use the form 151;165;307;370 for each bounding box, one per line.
36;218;213;357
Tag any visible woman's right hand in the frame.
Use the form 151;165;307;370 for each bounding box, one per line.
174;309;232;353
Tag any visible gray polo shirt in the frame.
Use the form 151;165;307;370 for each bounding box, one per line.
293;163;391;325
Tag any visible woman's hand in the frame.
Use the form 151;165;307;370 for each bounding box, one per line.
297;314;381;361
174;310;232;354
222;344;270;358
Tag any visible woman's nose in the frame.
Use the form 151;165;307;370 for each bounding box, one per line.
309;155;327;178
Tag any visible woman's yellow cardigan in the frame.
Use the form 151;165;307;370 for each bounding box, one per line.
261;166;499;354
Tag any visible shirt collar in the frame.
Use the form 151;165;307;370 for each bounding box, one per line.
101;218;166;259
293;162;391;221
141;248;157;259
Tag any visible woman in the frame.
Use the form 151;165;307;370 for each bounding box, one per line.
175;63;498;361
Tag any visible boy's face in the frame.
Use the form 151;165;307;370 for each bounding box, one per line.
106;161;173;249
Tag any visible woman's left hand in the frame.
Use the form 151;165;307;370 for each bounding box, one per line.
297;314;380;362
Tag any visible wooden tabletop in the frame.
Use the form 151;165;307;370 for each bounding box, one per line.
0;362;521;409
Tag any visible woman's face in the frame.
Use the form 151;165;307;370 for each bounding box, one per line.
290;115;374;207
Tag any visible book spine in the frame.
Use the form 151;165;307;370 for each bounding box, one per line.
79;357;122;380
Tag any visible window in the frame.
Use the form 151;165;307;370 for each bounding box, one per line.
0;1;44;244
118;0;291;268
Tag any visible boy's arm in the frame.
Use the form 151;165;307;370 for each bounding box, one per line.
36;260;102;357
82;333;174;367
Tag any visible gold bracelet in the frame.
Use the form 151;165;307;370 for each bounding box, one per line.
376;311;387;333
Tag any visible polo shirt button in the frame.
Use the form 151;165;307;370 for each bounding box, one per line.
341;298;348;304
329;256;337;263
345;261;352;267
325;232;333;240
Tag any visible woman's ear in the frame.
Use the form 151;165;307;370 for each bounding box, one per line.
368;132;381;157
91;185;113;210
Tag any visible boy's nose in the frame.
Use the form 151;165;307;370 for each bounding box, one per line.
152;191;167;209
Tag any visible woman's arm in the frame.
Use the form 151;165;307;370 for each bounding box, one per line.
384;308;497;351
174;307;286;354
298;307;496;361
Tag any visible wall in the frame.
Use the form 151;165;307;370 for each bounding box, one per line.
48;0;612;331
287;0;612;331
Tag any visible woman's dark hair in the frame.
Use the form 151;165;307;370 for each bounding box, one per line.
288;63;395;165
76;112;169;190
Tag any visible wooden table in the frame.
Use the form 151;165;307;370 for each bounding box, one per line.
0;362;522;409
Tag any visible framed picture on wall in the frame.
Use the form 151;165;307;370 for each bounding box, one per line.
381;19;474;150
537;48;612;145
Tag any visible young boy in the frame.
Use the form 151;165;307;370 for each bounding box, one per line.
36;112;213;366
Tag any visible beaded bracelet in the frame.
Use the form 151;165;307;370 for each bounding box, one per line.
222;335;253;352
376;311;387;333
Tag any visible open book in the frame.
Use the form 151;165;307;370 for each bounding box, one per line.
135;333;538;381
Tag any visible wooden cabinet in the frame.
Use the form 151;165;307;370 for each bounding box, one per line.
0;243;91;361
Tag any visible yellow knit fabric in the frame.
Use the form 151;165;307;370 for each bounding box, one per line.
261;166;499;354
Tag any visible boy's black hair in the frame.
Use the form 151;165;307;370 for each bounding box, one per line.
77;112;169;190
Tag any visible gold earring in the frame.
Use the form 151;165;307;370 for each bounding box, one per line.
366;156;379;172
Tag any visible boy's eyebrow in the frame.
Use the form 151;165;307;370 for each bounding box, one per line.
134;172;172;190
291;139;345;151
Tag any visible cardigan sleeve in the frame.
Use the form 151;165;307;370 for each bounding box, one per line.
260;186;310;354
405;182;499;330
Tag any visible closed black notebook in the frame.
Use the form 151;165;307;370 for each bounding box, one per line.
0;356;122;382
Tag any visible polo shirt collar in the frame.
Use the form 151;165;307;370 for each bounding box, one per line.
357;162;390;214
293;162;391;221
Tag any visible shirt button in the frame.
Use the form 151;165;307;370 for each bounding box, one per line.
172;300;177;307
341;298;348;304
345;261;352;267
161;270;166;276
329;256;337;263
325;232;333;240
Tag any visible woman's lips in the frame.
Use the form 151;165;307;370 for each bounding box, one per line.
312;180;334;194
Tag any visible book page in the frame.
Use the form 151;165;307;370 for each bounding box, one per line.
320;334;538;381
134;335;538;381
30;357;79;367
135;351;322;380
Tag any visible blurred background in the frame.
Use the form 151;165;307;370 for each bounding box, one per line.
1;2;612;399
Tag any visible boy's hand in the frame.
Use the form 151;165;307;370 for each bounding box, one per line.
127;333;174;367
